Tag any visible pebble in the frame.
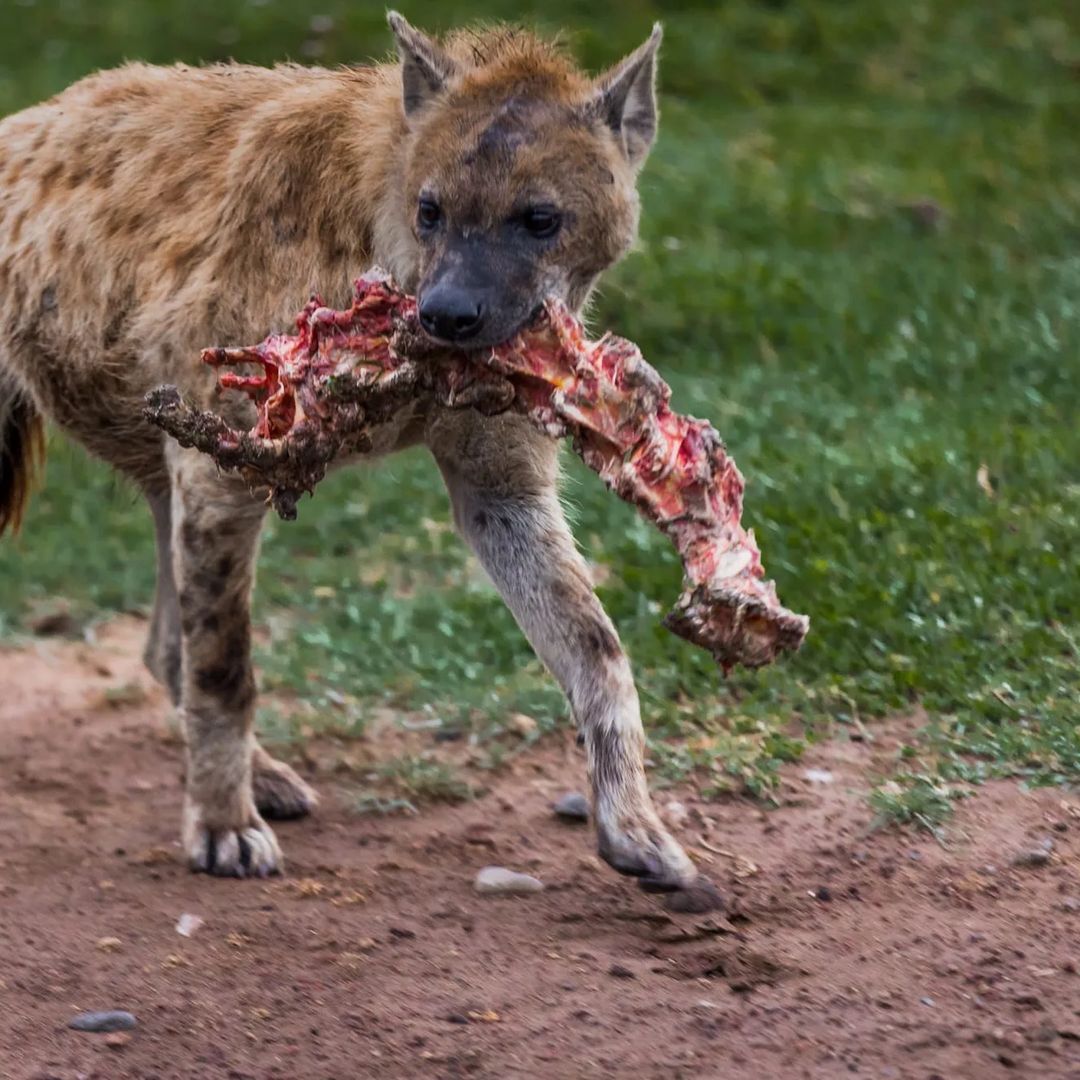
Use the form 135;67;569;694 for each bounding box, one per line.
552;792;589;822
507;712;537;737
69;1010;137;1033
175;913;204;938
608;964;636;979
474;866;545;895
1012;845;1052;868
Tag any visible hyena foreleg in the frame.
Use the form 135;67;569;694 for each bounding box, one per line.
146;477;316;826
167;445;281;876
429;410;697;892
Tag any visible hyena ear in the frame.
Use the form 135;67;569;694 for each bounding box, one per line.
589;23;663;168
387;11;460;118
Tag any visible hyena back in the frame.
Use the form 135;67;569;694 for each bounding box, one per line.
0;14;697;893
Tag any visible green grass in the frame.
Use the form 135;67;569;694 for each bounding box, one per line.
1;1;1078;806
869;775;965;839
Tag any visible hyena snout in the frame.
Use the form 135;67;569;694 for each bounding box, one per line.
418;281;486;343
417;240;543;348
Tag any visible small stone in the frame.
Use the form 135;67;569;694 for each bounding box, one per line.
507;712;537;737
920;997;935;1007
104;1032;131;1050
95;937;122;952
661;800;689;828
474;866;544;895
175;913;204;938
553;792;589;823
1012;848;1052;868
608;964;636;979
389;926;416;939
1062;899;1080;913
69;1010;137;1033
446;1012;469;1025
814;886;833;902
803;768;834;785
664;878;724;915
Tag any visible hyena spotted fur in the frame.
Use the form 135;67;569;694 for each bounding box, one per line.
0;14;697;892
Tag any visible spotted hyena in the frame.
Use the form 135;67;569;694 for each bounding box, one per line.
0;14;699;896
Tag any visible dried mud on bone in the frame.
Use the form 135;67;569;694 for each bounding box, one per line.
145;268;808;671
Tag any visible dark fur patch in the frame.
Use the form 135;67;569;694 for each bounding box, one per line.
38;160;65;197
588;723;629;807
195;622;254;712
102;288;135;349
582;621;622;662
180;517;211;555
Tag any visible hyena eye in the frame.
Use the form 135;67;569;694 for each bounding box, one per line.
417;197;441;232
521;207;561;239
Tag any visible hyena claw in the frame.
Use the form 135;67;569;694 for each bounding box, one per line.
595;815;699;894
184;803;282;878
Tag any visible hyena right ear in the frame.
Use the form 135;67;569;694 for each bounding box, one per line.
387;11;460;118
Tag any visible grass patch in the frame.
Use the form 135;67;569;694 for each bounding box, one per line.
869;776;967;839
1;1;1078;804
376;755;477;806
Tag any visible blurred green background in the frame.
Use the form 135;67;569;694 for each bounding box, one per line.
1;1;1077;812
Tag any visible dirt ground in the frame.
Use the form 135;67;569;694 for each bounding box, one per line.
1;620;1079;1080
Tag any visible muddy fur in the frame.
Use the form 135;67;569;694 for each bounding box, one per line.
0;14;701;895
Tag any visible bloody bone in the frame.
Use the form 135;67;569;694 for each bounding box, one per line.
144;269;808;670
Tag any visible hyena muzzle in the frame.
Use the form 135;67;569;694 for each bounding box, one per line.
0;13;699;895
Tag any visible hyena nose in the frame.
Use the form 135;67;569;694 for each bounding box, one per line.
418;285;485;343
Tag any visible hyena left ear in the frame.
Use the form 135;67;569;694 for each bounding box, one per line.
590;23;663;168
387;11;460;118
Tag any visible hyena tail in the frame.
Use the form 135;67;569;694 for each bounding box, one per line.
0;376;45;536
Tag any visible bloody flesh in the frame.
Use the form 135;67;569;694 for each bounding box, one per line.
144;269;809;671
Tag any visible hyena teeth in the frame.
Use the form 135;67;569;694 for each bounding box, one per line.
144;268;809;671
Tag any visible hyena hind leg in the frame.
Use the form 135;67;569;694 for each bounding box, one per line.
430;411;697;894
144;484;317;822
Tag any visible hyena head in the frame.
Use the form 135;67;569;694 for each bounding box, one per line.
387;13;662;349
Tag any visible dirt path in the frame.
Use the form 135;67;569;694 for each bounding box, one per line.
1;620;1078;1080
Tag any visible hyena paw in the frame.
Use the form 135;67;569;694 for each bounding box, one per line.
183;800;282;878
596;810;698;894
252;750;318;821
